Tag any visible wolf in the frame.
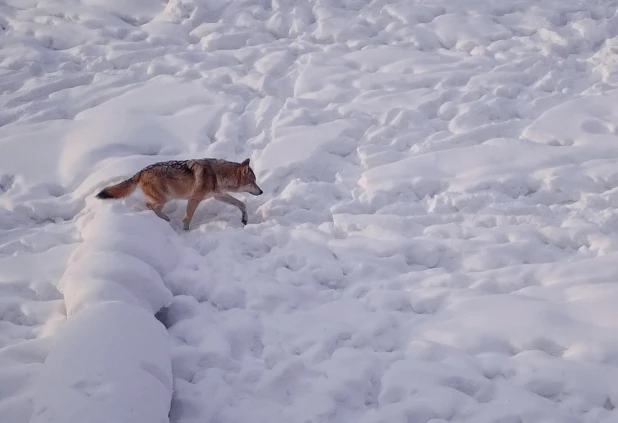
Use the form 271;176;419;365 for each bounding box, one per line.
96;158;263;230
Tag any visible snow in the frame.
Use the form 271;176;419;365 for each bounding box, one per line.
61;206;176;316
2;0;618;422
31;301;172;423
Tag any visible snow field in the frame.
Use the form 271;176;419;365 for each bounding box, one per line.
3;0;618;422
0;242;70;422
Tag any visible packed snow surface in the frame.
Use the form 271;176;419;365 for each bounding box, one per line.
2;0;618;422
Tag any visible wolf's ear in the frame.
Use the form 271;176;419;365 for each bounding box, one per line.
242;158;250;167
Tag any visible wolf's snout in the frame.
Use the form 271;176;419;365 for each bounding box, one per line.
245;181;263;196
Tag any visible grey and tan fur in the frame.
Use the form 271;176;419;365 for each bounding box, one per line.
96;158;263;230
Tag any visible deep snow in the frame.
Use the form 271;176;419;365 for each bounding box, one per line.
3;0;618;422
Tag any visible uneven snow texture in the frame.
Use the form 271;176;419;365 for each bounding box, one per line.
3;0;618;423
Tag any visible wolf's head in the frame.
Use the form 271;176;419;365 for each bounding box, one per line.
238;158;263;195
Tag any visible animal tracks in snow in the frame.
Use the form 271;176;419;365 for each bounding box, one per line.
3;0;618;422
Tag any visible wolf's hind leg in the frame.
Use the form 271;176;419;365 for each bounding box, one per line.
143;183;171;222
183;198;201;231
147;201;170;221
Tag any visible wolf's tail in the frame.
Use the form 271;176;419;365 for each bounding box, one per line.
96;175;139;199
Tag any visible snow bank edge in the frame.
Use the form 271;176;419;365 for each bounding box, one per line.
32;204;178;423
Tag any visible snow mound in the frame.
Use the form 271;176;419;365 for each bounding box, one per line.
29;203;179;423
523;91;618;147
61;207;177;315
31;301;172;423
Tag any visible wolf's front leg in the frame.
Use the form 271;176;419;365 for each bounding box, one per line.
214;194;248;225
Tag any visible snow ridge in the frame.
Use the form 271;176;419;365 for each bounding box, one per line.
30;205;179;423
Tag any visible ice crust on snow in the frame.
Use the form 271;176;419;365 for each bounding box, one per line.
3;0;618;423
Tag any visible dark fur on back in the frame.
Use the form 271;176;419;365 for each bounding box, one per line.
140;160;194;174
